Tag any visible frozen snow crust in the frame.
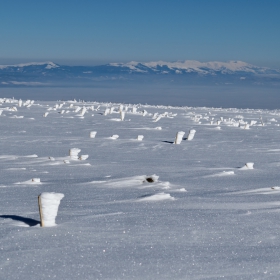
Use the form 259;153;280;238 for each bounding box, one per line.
1;97;280;279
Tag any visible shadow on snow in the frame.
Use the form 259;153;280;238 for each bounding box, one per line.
0;215;40;227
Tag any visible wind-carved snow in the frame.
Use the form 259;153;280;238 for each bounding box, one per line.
1;97;280;279
14;178;42;185
138;192;175;201
231;187;280;195
87;175;161;189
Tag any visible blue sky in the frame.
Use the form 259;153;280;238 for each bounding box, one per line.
1;0;280;67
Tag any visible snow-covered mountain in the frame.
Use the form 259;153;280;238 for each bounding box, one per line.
109;60;279;75
0;60;279;86
0;61;59;70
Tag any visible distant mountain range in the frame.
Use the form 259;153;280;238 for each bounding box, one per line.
1;60;280;87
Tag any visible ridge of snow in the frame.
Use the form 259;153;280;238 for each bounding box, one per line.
109;60;275;74
0;60;279;77
110;61;147;73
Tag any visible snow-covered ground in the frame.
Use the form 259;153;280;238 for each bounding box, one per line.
1;97;280;279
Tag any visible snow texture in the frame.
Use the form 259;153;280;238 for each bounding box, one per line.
1;97;280;279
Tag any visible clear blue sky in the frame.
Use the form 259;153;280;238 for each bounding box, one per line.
1;0;280;67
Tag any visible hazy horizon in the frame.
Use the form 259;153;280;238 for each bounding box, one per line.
1;84;279;110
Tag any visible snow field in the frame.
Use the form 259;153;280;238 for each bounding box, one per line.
1;97;280;279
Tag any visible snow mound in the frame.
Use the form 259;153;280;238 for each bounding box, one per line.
138;192;175;202
14;178;42;185
89;175;159;188
206;171;235;177
239;162;254;170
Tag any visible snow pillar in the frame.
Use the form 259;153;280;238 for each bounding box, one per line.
245;162;254;169
120;111;125;121
187;129;196;140
90;131;97;138
38;192;64;227
69;148;81;160
174;131;185;144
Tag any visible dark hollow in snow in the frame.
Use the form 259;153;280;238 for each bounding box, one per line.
145;177;155;183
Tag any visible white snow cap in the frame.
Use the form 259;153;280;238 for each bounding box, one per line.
39;192;64;227
69;148;81;156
